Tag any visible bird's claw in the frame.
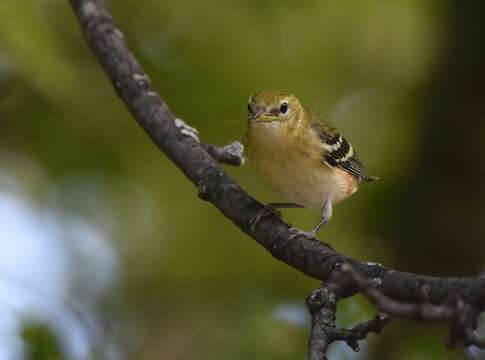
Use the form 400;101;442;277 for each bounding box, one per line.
250;206;282;231
288;227;316;240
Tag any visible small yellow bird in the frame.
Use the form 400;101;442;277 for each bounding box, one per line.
245;90;377;238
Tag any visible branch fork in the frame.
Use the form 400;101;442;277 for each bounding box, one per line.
306;281;391;359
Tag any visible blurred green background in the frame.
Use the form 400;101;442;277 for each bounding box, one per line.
1;0;484;359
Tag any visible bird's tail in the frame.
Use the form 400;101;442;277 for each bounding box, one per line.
365;176;379;182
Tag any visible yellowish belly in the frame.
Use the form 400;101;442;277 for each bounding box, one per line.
246;125;357;208
251;153;355;208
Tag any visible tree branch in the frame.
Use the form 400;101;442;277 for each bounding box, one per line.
327;313;391;351
306;283;341;360
68;0;485;357
306;283;391;359
337;263;485;350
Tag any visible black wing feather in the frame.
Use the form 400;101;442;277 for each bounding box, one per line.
319;132;377;182
335;154;372;180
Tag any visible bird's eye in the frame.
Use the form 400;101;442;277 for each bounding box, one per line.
280;102;288;114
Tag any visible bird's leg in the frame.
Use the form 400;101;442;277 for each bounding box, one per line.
250;203;304;231
289;199;333;240
312;198;333;234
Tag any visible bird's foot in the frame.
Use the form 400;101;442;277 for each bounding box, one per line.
250;206;282;231
288;227;316;240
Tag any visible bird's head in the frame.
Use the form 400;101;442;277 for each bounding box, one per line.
247;90;303;125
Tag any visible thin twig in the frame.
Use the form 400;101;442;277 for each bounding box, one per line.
327;313;391;352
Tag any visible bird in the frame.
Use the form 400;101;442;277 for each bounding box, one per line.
244;90;378;239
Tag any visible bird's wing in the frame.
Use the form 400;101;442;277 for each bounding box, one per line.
311;114;377;182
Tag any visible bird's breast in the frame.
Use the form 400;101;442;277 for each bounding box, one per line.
246;123;357;208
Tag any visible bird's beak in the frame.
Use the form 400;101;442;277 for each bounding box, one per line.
251;109;275;123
